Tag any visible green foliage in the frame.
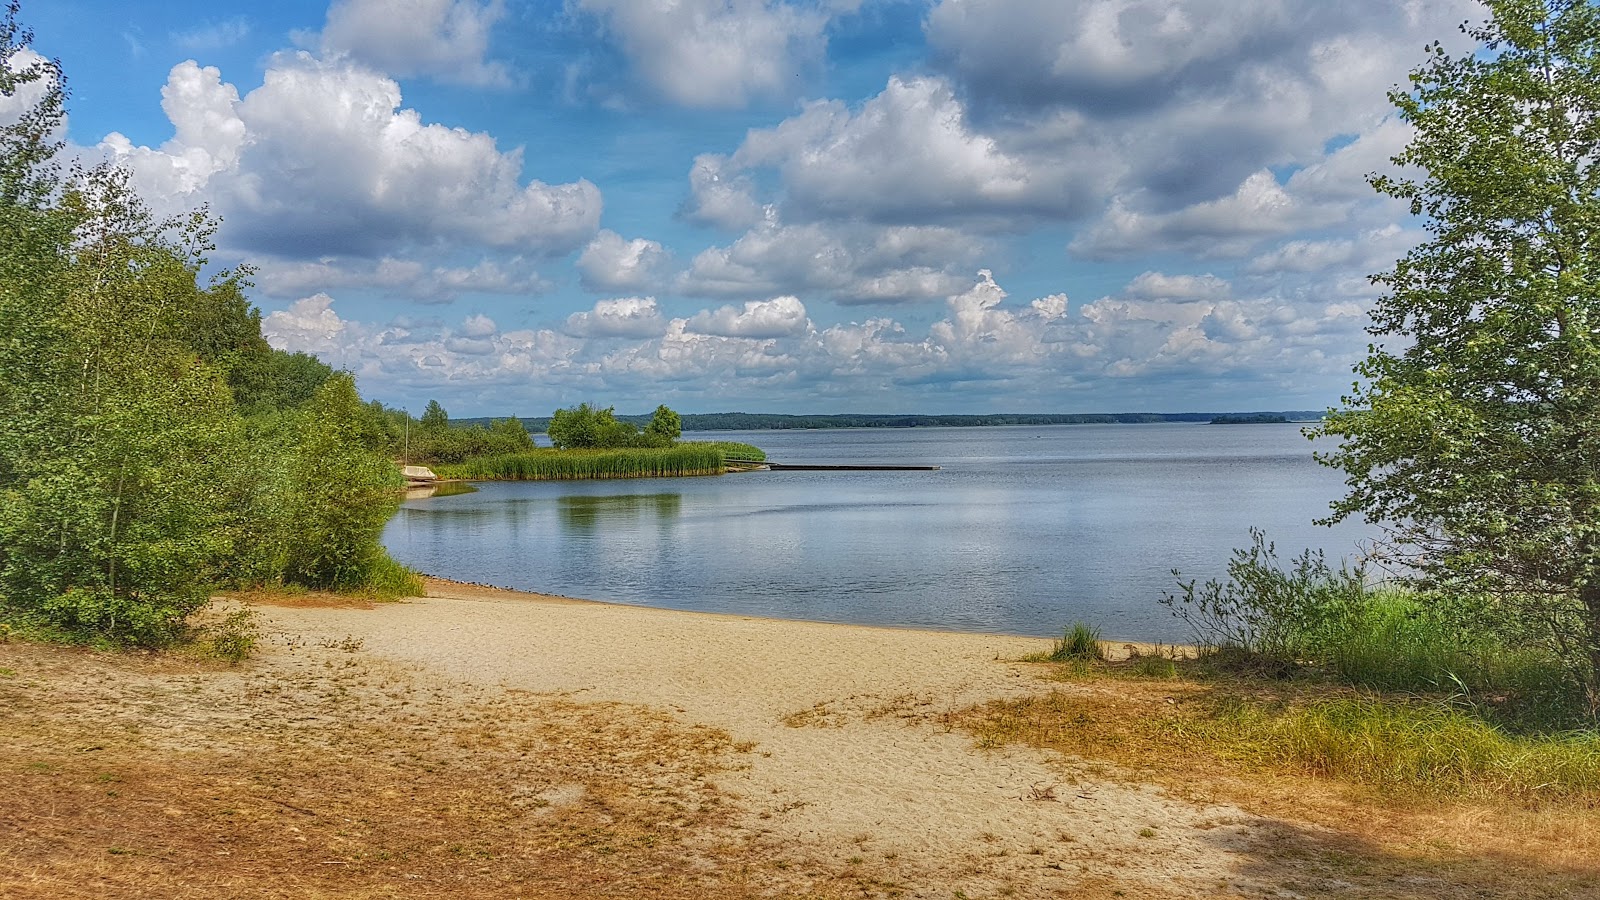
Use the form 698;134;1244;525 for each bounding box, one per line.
0;8;419;643
403;413;534;464
1048;623;1105;662
198;605;259;664
646;404;682;442
437;446;726;481
690;441;766;462
1167;531;1589;730
1162;529;1367;667
1309;0;1600;714
278;375;407;591
0;1;63;210
546;402;640;450
420;399;449;431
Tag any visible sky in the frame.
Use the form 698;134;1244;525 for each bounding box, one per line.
9;0;1484;417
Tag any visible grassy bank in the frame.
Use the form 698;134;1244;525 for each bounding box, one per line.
436;445;728;480
969;651;1600;807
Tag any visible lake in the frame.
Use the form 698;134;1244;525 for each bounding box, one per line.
381;423;1379;641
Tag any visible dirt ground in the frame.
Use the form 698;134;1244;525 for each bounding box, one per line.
2;582;1597;899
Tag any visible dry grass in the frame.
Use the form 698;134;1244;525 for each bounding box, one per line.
960;662;1600;900
0;640;817;900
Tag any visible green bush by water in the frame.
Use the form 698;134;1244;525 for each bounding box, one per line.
437;446;727;480
1166;530;1590;730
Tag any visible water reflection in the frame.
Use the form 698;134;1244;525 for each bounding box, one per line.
557;493;683;530
403;481;479;502
383;424;1380;639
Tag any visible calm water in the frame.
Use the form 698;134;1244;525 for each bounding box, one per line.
382;424;1377;640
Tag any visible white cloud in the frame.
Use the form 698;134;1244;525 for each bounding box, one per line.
261;293;357;356
312;0;511;86
577;0;828;108
1073;170;1350;260
576;230;669;292
683;153;765;230
254;255;549;303
273;270;1378;412
101;56;602;261
716;75;1088;225
1122;271;1231;302
687;296;809;338
680;219;985;305
565;296;668;338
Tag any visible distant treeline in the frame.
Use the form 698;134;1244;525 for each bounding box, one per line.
455;411;1327;432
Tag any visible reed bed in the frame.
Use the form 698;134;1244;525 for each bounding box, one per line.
436;446;727;481
685;440;766;462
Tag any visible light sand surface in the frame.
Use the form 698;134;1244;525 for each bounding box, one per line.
255;579;1268;898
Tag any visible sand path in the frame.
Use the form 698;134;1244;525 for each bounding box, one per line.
258;581;1266;898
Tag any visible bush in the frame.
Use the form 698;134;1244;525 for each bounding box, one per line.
1166;530;1589;730
1162;528;1363;667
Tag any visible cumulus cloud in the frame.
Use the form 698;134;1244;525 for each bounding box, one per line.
924;0;1477;202
680;220;984;305
576;230;669;292
1073;170;1349;260
706;75;1097;227
687;296;809;338
577;0;828;108
277;270;1373;413
565;296;669;338
1122;271;1231;302
101;56;602;261
254;255;549;303
311;0;511;86
683;153;766;230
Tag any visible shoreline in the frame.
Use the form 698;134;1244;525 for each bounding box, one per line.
408;574;1178;658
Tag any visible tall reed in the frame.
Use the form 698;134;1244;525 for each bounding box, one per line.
436;446;726;480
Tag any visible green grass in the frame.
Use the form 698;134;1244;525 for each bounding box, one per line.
686;441;766;462
1199;697;1600;803
1047;622;1105;662
354;553;426;600
436;446;728;480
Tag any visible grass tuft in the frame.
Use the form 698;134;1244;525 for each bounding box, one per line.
1048;623;1105;662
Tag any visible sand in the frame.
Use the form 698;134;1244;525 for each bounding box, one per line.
251;579;1266;898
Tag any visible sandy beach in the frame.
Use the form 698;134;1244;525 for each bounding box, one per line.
262;580;1260;896
5;579;1598;899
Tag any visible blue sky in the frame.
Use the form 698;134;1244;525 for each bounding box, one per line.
11;0;1482;417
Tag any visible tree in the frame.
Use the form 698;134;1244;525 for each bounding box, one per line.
546;403;636;449
1312;0;1600;712
645;405;682;444
420;399;449;431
